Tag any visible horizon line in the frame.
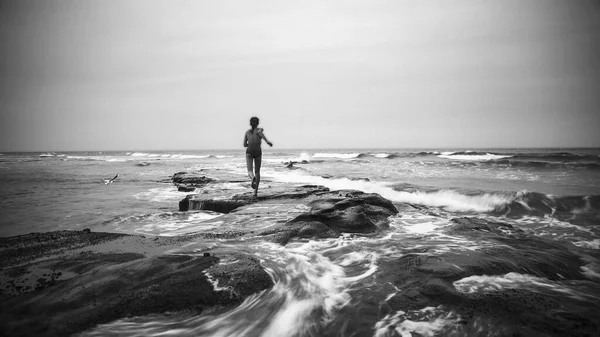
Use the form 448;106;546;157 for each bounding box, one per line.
2;146;600;153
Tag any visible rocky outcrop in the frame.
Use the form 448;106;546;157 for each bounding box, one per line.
0;231;273;337
172;172;215;185
179;186;398;243
257;221;340;245
179;185;331;212
0;231;130;268
372;217;595;337
448;217;526;238
0;173;405;336
288;190;398;233
172;172;215;192
181;198;249;213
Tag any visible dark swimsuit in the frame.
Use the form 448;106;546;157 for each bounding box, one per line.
246;147;262;159
246;129;263;159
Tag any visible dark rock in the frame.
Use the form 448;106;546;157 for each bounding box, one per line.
180;185;332;212
172;172;215;186
177;184;196;192
185;199;250;213
207;254;273;298
0;231;131;268
258;221;340;245
179;195;193;211
232;185;330;201
445;218;586;280
288;191;398;233
0;234;273;337
199;231;246;240
349;177;370;182
448;217;525;238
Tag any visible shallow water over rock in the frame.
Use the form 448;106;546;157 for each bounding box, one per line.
1;149;600;336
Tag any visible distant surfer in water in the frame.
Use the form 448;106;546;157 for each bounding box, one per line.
243;117;273;199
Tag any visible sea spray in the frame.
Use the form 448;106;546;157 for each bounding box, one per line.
266;171;514;212
80;238;378;337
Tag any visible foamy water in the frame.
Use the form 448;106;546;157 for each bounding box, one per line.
2;148;600;336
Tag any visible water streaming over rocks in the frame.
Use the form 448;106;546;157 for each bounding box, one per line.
1;148;599;336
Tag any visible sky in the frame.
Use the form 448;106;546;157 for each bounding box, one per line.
1;0;599;151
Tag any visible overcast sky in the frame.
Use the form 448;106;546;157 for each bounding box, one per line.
1;0;599;151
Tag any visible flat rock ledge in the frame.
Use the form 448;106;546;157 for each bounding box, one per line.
0;231;272;337
179;184;331;212
180;185;399;245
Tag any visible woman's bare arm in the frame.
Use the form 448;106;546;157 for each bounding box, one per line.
257;130;273;147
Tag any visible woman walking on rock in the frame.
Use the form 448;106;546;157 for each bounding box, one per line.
243;117;273;199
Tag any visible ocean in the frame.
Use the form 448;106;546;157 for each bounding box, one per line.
1;148;599;336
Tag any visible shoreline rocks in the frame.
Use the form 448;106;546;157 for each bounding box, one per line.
288;190;398;233
172;171;216;192
0;232;273;337
0;172;402;336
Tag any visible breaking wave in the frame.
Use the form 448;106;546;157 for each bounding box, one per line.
267;170;600;218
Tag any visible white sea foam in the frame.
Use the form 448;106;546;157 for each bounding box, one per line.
514;215;592;234
495;171;540;181
453;272;595;300
313;152;361;159
130;152;151;157
438;153;513;161
199;241;361;336
572;239;600;249
130;212;222;236
373;306;459;337
454;273;543;293
134;187;190;202
214;182;245;190
267;171;512;212
264;152;314;164
298;152;312;162
65;155;129;162
401;221;440;234
204;271;236;292
578;244;600;279
374;153;391;158
128;152;211;159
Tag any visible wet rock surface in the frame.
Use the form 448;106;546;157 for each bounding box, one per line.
172;171;216;192
288;190;398;233
372;216;600;336
179;185;330;212
5;169;597;336
0;231;131;268
257;221;340;245
0;173;402;337
0;233;273;337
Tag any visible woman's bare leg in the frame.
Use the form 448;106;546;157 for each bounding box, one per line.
246;154;255;181
253;156;262;197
